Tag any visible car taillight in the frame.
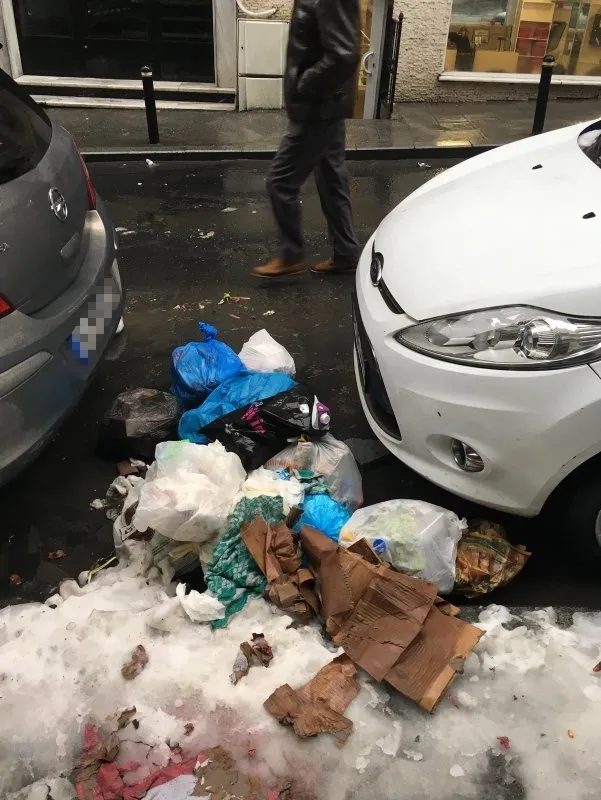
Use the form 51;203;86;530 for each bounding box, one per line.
73;139;97;210
0;295;13;318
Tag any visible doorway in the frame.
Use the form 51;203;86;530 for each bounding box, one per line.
353;0;388;118
12;0;215;81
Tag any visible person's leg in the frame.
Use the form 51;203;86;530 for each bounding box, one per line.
312;119;361;273
253;119;338;277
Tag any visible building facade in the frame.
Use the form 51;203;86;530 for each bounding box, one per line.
0;0;600;106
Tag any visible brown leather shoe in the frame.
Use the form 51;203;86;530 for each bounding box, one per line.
311;257;357;275
252;257;305;279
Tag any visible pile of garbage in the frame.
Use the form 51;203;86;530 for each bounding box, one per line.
4;322;539;799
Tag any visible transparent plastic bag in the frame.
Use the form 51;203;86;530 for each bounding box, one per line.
239;329;296;375
170;321;244;407
133;441;245;543
98;388;179;460
339;499;465;593
265;434;363;511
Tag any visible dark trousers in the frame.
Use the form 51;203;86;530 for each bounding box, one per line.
266;118;360;265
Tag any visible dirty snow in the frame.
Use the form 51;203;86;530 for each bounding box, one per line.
2;547;601;798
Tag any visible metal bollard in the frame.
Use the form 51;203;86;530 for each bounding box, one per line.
141;65;159;145
532;55;554;136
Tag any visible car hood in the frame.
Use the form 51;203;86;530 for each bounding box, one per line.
375;122;601;320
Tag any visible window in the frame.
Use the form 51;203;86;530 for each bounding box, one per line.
0;71;52;185
446;0;601;77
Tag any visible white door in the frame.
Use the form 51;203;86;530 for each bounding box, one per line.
354;0;387;119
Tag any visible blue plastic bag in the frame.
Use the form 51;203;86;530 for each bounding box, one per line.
294;493;351;542
179;371;296;443
171;322;244;407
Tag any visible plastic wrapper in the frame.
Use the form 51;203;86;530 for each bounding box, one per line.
199;384;331;470
133;440;245;543
97;388;179;460
239;328;296;375
178;371;296;443
295;493;351;542
265;434;363;511
170;321;244;407
454;520;531;597
339;499;465;593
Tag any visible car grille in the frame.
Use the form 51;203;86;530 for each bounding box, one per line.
352;292;402;440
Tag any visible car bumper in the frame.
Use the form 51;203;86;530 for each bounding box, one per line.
0;199;124;486
354;242;601;516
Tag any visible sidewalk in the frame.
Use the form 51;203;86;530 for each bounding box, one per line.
48;98;601;160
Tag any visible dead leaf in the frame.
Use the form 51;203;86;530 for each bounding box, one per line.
9;574;22;586
121;645;149;680
48;550;66;560
184;723;194;736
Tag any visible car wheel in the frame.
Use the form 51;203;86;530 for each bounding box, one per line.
562;469;601;566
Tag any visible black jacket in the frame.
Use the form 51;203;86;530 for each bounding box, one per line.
284;0;361;121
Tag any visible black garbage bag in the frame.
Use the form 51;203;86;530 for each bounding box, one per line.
97;388;180;461
201;384;330;470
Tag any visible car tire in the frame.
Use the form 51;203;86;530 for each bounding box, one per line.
561;469;601;567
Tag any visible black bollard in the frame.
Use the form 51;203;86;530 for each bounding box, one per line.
532;55;554;136
141;65;159;145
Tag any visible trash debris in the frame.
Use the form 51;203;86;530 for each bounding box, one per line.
178;371;296;444
242;517;320;623
266;434;363;511
376;720;402;756
239;329;296;376
191;745;285;799
230;313;241;319
90;498;107;510
184;723;194;736
9;573;22;586
48;550;66;560
265;655;359;746
200;384;330;470
300;526;483;711
205;496;284;628
295;493;350;542
117;460;141;477
97;388;180;460
221;206;237;212
593;660;601;672
418;161;431;168
146;158;155;167
450;764;465;778
170;321;244;407
454;521;531;597
497;736;511;749
263;310;275;316
84;556;118;584
121;644;149;680
218;292;251;305
176;582;225;623
133;441;245;543
197;230;215;239
339;500;465;593
116;707;137;729
568;729;575;738
230;632;273;684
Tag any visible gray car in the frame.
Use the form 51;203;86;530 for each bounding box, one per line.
0;69;124;486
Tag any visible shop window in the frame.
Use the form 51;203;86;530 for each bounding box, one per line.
446;0;601;77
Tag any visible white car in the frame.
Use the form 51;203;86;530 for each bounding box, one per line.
354;119;601;563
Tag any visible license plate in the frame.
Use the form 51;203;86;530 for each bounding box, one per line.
68;276;120;365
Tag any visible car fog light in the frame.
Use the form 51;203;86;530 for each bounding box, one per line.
451;439;484;472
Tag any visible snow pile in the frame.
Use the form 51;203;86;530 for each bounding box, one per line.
2;551;601;798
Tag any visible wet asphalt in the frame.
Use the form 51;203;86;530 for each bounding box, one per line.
0;158;598;610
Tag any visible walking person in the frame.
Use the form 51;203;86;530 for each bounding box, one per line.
252;0;362;279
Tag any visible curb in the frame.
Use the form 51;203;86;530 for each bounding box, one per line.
82;144;498;163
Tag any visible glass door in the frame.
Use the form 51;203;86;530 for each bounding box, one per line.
353;0;387;119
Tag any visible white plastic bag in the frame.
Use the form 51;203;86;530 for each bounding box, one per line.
265;433;363;511
146;584;225;632
133;441;245;543
240;467;304;511
339;500;465;593
238;329;296;375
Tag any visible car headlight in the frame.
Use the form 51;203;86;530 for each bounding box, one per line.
396;306;601;369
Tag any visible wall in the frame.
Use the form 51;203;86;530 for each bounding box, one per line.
247;0;601;102
0;7;9;74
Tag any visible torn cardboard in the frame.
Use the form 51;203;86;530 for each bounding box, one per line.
264;655;359;746
242;517;320;623
299;526;483;712
193;745;284;798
